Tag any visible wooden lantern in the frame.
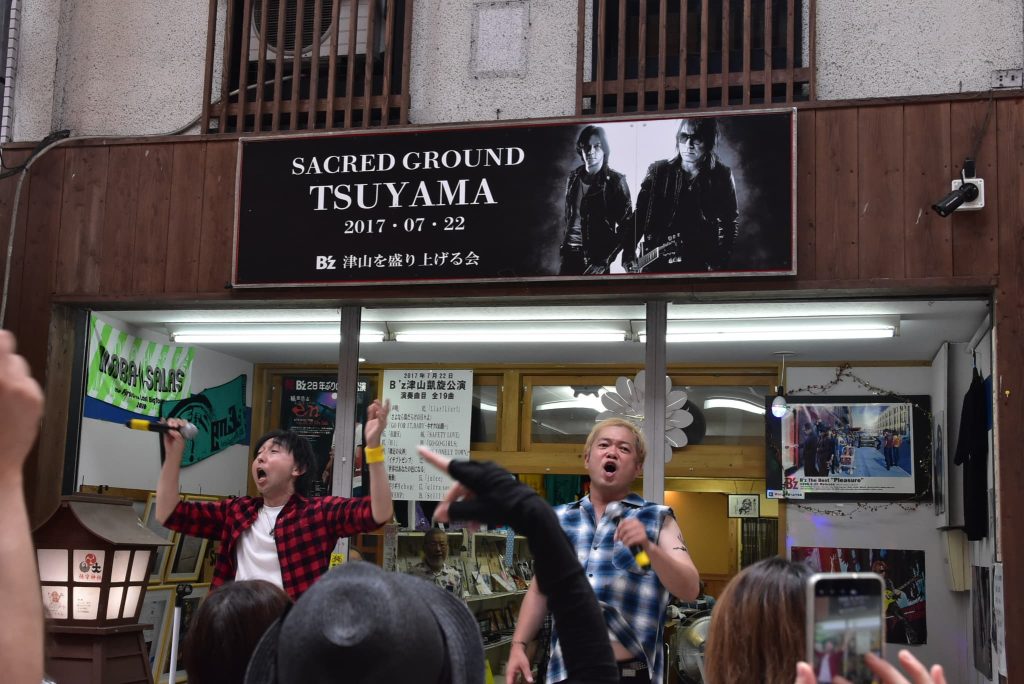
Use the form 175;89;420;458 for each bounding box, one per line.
33;494;173;684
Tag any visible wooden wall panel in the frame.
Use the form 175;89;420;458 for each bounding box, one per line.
56;147;109;294
995;97;1024;682
0;151;35;335
795;109;816;279
813;108;859;280
130;145;173;295
950;100;999;277
902;103;952;278
857;107;904;279
164;143;208;293
197;141;238;293
99;147;143;293
16;149;66;383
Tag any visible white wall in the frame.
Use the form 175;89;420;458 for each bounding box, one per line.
13;0;212;141
816;0;1023;100
408;0;578;124
784;364;971;681
76;313;254;497
11;0;1023;140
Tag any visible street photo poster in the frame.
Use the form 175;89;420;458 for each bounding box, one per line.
766;395;931;501
792;546;927;646
235;110;795;287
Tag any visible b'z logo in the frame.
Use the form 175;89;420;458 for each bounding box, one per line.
315;255;337;270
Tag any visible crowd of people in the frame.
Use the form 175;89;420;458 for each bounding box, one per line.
2;329;950;684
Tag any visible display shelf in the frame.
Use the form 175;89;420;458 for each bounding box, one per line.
466;589;527;604
483;635;514;651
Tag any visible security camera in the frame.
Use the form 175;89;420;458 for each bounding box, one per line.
932;163;985;217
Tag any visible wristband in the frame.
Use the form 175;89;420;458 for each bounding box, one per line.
512;640;529;650
364;445;385;464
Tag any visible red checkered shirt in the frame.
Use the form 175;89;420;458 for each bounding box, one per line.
165;493;380;600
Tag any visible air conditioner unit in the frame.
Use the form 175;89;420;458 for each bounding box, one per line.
248;0;385;62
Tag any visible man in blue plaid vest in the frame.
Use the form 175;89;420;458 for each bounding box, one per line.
507;418;700;684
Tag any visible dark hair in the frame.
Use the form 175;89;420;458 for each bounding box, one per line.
183;580;291;684
676;117;719;150
576;125;610;166
254;430;317;496
704;556;812;684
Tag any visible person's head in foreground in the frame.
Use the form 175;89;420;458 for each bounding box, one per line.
706;556;948;684
704;556;812;684
244;561;484;684
185;580;291;684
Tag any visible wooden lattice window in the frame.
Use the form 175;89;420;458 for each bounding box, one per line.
578;0;814;115
202;0;412;133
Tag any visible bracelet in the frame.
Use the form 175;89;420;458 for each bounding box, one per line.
512;640;529;649
364;445;385;464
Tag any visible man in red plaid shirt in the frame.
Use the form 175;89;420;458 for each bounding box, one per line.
155;399;394;600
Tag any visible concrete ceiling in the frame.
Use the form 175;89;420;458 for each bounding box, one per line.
102;296;991;367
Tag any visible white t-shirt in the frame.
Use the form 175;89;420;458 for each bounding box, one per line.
234;504;284;589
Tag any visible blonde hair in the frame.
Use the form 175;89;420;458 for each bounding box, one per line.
584;418;647;467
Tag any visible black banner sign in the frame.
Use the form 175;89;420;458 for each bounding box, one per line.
234;110;796;287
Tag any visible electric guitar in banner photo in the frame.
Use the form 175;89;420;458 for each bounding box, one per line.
582;248;623;275
632;239;679;272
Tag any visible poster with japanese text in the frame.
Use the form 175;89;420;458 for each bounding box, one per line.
380;370;473;501
235;110;796;286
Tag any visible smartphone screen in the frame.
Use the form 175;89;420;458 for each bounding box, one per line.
806;573;884;684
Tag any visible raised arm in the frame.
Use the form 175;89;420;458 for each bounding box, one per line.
363;399;394;525
418;448;618;684
0;330;45;684
155;417;188;524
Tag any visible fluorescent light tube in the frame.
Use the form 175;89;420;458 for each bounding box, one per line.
703;398;766;415
639;318;896;343
663;328;894;342
172;331;385;344
394;331;626;343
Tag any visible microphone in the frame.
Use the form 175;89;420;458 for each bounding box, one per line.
125;419;199;440
605;501;651;571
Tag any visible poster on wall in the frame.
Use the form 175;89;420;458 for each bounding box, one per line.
159;375;249;467
766;395;931;501
380;370;473;501
234;110;796;287
792;546;927;646
278;375;372;496
972;565;993;679
86;317;194;417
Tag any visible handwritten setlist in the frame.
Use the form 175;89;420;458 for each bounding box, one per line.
380;370;473;501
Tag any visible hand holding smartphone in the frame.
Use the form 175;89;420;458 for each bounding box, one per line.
806;572;885;684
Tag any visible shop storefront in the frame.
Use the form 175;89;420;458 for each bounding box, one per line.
3;97;1020;680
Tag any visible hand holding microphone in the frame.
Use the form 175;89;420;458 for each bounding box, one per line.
606;501;652;571
125;419;199;440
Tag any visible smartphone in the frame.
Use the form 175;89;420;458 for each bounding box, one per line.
806;572;885;684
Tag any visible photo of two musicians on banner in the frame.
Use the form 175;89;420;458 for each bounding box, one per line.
550;111;794;279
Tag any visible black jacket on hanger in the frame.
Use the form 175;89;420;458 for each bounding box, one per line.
954;368;989;541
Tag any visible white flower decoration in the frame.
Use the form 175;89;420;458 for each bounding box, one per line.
598;371;694;462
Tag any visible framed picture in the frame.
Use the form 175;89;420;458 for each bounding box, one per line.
142;493;177;583
766;395;931;501
792;546;927;646
156;584;210;683
138;585;173;679
727;494;760;518
165;495;218;583
933;410;950;528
